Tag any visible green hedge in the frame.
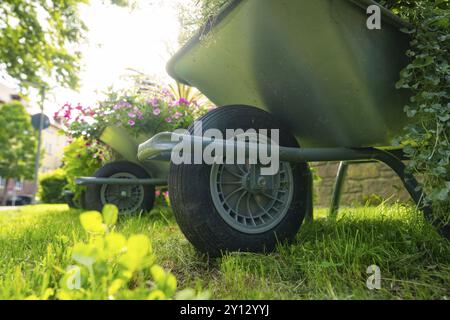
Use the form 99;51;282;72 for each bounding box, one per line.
39;169;68;204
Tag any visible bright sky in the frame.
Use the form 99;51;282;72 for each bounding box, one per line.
30;0;183;115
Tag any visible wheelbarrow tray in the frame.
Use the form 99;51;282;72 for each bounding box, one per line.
99;126;169;180
167;0;411;148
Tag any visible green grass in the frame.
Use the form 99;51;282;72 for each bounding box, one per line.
0;204;448;299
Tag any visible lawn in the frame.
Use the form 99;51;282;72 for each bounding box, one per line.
0;204;448;300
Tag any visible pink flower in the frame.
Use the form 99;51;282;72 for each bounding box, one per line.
165;117;172;123
128;119;135;126
179;98;189;105
114;101;132;110
173;111;182;119
153;108;161;116
149;98;159;107
155;190;161;197
136;111;143;119
128;112;136;118
169;100;179;108
64;109;71;120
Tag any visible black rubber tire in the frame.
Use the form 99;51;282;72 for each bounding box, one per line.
66;189;86;209
85;161;155;214
169;105;311;256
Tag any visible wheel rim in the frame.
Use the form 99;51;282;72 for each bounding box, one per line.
210;162;294;234
100;172;145;215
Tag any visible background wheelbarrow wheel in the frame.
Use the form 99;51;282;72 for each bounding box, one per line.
85;161;155;215
169;105;311;256
65;190;86;209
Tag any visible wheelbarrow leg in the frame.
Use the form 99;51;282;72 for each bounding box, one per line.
373;151;431;219
329;161;349;219
373;150;449;238
304;168;314;223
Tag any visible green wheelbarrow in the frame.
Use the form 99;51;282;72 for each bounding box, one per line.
138;0;444;255
76;126;169;214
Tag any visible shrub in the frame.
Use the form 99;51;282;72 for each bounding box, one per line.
39;169;68;204
61;138;109;204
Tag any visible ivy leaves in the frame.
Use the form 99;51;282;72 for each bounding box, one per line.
390;0;450;217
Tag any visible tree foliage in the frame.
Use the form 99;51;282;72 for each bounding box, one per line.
0;101;37;179
0;0;130;90
0;102;37;203
0;0;89;90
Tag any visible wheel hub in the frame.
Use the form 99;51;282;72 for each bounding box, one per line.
241;166;273;194
210;162;294;234
120;190;128;198
100;172;145;215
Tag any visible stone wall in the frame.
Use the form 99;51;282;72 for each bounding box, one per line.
311;162;411;207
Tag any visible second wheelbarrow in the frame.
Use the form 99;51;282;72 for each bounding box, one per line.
76;126;169;214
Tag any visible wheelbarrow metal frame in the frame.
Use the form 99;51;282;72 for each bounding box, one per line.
138;133;436;229
76;177;168;186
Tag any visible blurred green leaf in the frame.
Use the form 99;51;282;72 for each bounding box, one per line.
79;211;106;234
102;204;118;227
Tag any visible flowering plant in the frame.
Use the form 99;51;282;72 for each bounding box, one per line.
55;85;213;203
55;86;212;142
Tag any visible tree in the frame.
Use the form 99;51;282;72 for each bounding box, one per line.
0;102;37;205
0;0;88;90
0;0;130;91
